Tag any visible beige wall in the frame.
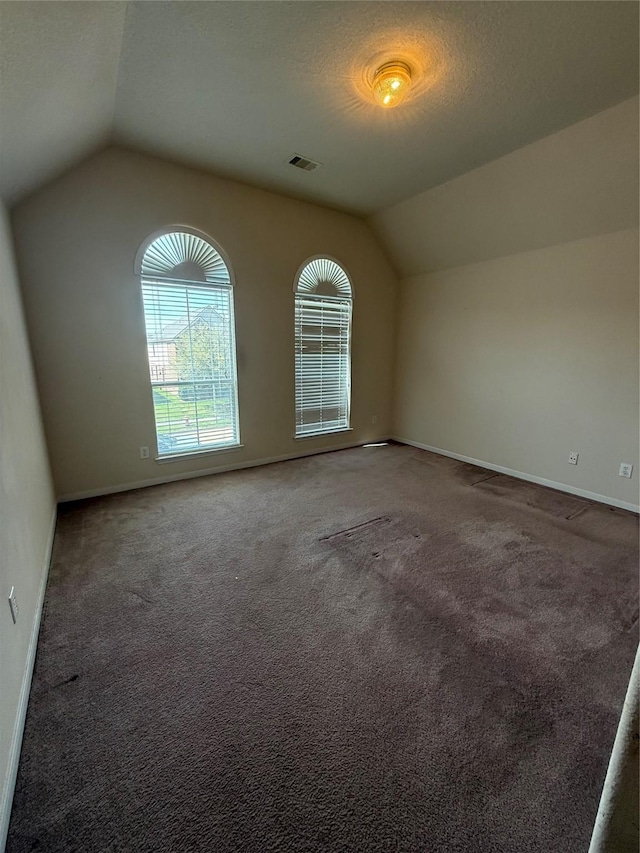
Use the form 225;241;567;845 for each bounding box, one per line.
11;147;397;499
394;230;639;506
372;97;639;508
0;199;55;845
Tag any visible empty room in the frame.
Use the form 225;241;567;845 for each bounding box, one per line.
1;2;638;851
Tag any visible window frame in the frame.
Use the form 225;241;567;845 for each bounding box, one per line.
136;227;242;461
293;255;353;439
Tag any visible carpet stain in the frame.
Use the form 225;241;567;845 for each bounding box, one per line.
473;474;589;518
53;674;79;688
320;516;392;541
127;588;154;606
469;472;501;486
565;505;590;521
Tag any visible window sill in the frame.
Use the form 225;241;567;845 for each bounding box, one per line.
294;428;353;440
155;444;244;464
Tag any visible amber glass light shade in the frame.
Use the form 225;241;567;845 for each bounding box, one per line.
372;61;412;108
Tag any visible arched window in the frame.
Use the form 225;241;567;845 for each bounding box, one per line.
294;257;352;437
137;228;240;457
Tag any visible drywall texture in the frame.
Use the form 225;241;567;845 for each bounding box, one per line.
394;229;639;506
371;96;639;276
11;148;397;499
0;199;55;847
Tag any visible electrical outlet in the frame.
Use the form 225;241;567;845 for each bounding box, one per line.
8;587;18;624
371;415;378;425
139;446;150;459
568;452;579;465
619;463;633;479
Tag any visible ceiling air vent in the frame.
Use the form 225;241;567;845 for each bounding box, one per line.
288;154;321;172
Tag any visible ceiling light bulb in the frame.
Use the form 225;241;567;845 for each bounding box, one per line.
372;61;412;108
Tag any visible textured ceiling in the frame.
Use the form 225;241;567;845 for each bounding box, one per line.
0;1;126;204
0;1;638;214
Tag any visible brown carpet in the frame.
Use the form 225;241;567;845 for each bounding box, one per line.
7;443;639;853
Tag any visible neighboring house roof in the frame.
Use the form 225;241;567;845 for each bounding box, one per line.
148;305;223;344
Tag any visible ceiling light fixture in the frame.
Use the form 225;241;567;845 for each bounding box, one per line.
372;61;412;108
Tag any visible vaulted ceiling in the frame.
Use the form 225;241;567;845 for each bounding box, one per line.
0;1;638;214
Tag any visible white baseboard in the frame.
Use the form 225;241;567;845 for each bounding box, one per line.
392;437;640;514
0;507;57;853
58;438;391;503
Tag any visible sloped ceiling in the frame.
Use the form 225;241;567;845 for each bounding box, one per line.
0;1;127;204
372;96;640;276
0;1;638;214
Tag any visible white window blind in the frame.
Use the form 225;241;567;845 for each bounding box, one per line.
139;231;239;457
294;258;352;437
